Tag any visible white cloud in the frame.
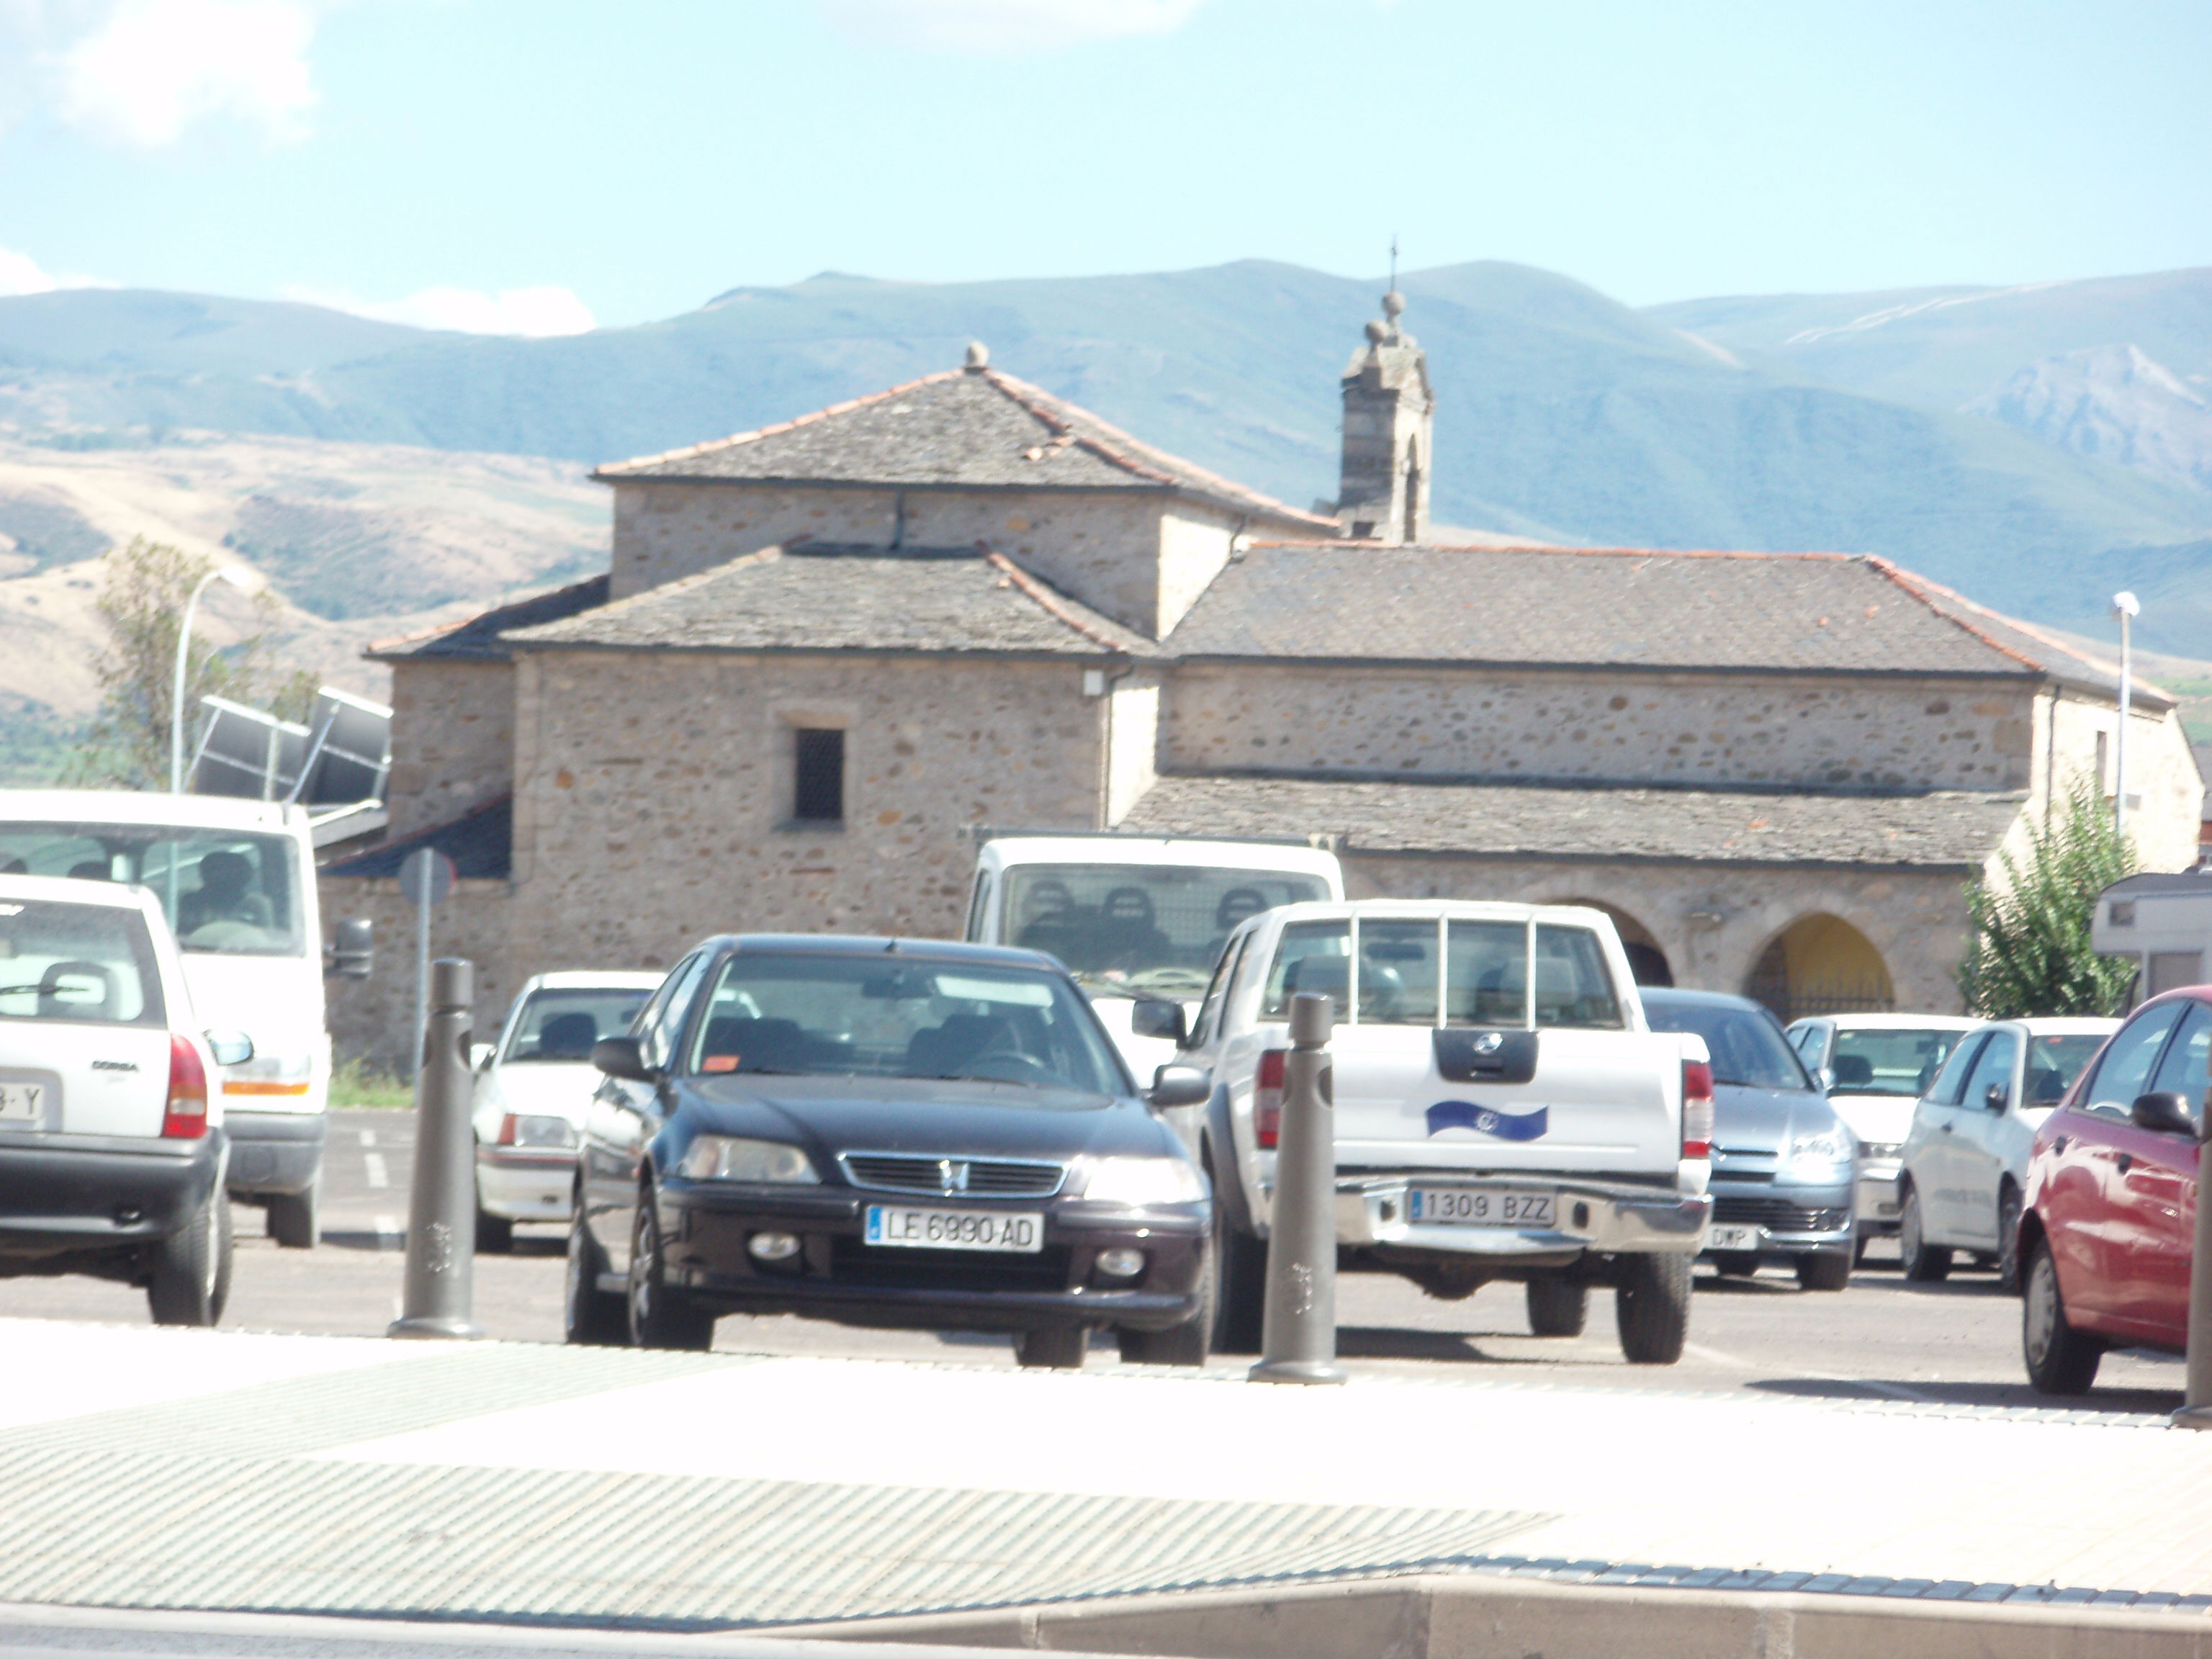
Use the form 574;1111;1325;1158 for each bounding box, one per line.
58;0;317;146
285;283;598;338
0;243;114;296
819;0;1204;54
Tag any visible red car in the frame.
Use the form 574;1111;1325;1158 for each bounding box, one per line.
2019;988;2210;1394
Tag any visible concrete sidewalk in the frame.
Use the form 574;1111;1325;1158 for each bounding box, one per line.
6;1316;2212;1632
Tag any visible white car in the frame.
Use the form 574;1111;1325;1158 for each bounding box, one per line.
470;970;663;1251
1895;1015;2117;1288
0;873;251;1323
1786;1012;1978;1251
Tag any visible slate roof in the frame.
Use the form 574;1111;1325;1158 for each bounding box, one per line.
592;364;1333;531
1163;543;2170;702
1118;774;2025;869
503;545;1149;658
321;795;512;881
367;575;608;664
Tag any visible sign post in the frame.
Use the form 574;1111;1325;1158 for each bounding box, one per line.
398;848;456;1082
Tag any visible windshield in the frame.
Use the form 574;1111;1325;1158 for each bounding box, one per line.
1831;1028;1965;1097
0;897;166;1026
686;953;1130;1095
0;821;302;958
1002;863;1328;998
2024;1033;2108;1107
1645;999;1812;1092
503;986;656;1064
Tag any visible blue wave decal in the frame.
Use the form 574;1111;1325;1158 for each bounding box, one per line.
1426;1101;1549;1141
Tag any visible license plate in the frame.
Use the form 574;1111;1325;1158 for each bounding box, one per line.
0;1082;42;1125
1707;1224;1760;1252
863;1205;1044;1253
1408;1189;1556;1227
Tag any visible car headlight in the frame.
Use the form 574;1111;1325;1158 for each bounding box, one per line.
677;1136;819;1183
1083;1156;1207;1205
1784;1125;1856;1174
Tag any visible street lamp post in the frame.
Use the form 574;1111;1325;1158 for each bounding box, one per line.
168;566;255;793
2112;591;2140;838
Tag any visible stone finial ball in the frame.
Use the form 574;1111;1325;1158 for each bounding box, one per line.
1382;290;1406;318
964;341;989;369
1364;320;1388;343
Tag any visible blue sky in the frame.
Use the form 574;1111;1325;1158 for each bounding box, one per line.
1;0;2207;333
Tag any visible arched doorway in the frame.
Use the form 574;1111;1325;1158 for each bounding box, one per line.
1744;914;1894;1022
1562;899;1673;987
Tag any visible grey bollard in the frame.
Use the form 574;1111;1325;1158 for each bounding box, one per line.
388;958;484;1340
2173;1089;2212;1429
1250;992;1346;1385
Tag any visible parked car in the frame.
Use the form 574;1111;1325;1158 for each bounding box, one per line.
2018;988;2210;1394
1895;1016;2118;1290
1643;989;1856;1290
568;935;1212;1367
470;969;665;1251
1786;1012;1978;1249
1164;900;1714;1364
0;872;251;1324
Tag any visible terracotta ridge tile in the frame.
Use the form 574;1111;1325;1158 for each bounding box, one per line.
1863;558;2046;674
591;371;968;477
982;549;1136;652
1244;540;1856;560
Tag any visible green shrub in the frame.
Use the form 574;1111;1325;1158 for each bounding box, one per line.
1959;781;2139;1018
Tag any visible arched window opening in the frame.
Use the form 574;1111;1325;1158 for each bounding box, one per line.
1560;899;1672;987
1745;914;1894;1022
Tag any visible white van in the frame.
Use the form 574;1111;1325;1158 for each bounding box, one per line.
963;833;1344;1079
0;790;361;1246
2093;869;2212;1005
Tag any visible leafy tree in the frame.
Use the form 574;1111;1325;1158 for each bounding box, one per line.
68;539;318;790
1958;780;2139;1018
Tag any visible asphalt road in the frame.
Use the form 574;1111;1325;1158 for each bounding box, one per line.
0;1110;2187;1411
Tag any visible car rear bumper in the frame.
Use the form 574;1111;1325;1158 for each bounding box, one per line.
477;1146;576;1221
224;1109;325;1199
0;1129;225;1267
654;1182;1210;1332
1327;1172;1711;1264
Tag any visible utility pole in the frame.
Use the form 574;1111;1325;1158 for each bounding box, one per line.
2113;591;2139;838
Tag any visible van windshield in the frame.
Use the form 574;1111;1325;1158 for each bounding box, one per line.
1002;863;1329;998
0;822;302;959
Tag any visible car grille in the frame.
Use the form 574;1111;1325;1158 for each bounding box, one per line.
1712;1197;1850;1232
838;1152;1066;1198
829;1237;1072;1292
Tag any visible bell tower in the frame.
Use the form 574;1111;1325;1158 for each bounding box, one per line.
1336;288;1435;543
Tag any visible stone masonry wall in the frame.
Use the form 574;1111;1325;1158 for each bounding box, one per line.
1164;664;2039;792
319;876;516;1073
2033;688;2201;873
384;660;514;838
504;650;1105;977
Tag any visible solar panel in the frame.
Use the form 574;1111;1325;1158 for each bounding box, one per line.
187;696;311;800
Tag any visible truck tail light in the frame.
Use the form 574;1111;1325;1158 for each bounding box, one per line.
163;1035;210;1139
1681;1058;1714;1160
1255;1048;1286;1149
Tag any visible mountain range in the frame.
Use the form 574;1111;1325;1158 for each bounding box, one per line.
1;257;2208;775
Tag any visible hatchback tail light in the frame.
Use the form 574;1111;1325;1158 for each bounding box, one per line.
163;1035;209;1139
1254;1048;1286;1148
1681;1058;1714;1160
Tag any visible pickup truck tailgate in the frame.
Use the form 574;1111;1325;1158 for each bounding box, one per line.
1332;1025;1686;1177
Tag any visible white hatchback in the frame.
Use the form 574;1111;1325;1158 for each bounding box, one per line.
470;970;663;1251
0;873;251;1323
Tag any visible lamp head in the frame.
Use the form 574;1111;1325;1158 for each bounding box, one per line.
2113;590;2141;619
214;565;256;592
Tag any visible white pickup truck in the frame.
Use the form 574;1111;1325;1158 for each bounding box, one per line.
1157;899;1715;1364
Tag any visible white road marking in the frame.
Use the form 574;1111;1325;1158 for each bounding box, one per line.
358;1128;377;1148
1684;1342;1751;1370
1832;1375;1931;1402
364;1152;390;1190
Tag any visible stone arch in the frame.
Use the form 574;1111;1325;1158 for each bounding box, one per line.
1557;897;1673;986
1743;912;1895;1022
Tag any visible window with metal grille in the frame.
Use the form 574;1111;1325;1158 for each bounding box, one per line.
793;728;844;822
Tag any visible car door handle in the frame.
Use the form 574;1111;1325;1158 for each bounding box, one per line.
1939;1121;1954;1133
2053;1136;2069;1156
2116;1153;2134;1175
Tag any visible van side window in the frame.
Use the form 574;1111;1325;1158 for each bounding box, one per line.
965;871;994;943
1262;922;1350;1017
1532;925;1623;1029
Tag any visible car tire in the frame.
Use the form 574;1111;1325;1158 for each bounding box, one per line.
564;1190;627;1346
1796;1250;1852;1292
266;1176;319;1250
148;1187;231;1327
1210;1169;1267;1357
1120;1241;1214;1367
1898;1184;1951;1282
629;1193;716;1352
2023;1234;2102;1395
1614;1251;1691;1365
475;1205;514;1254
1713;1251;1761;1278
1015;1326;1088;1369
1995;1187;2024;1296
1526;1277;1588;1336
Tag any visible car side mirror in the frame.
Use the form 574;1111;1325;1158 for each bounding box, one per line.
469;1042;498;1073
1815;1065;1836;1093
592;1035;656;1082
1130;999;1189;1046
2131;1092;2196;1136
204;1030;253;1068
1146;1063;1210;1109
324;917;373;980
1983;1082;2010;1112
